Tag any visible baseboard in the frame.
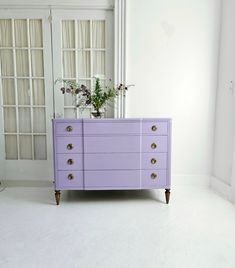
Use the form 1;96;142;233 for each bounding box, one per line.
1;174;210;188
1;180;53;188
210;176;232;201
172;174;210;186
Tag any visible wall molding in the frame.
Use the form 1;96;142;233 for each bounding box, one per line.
3;174;210;188
173;174;210;186
210;175;232;201
114;0;126;118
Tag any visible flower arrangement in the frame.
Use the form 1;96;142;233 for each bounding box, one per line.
56;77;133;118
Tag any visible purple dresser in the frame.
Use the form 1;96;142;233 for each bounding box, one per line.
52;118;171;205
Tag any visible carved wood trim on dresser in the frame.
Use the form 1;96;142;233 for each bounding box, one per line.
52;118;172;205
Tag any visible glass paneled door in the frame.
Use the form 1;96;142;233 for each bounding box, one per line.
52;9;114;119
0;10;53;181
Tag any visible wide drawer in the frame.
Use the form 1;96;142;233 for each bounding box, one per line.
56;171;83;189
56;154;83;170
141;153;167;169
84;170;140;189
55;122;83;136
142;136;168;152
142;121;168;135
56;137;83;154
84;121;140;135
141;170;167;188
84;136;140;153
84;153;140;170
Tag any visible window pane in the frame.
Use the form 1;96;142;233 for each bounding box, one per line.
29;20;43;47
93;51;105;76
16;50;29;76
64;92;74;106
62;20;75;49
92;21;105;48
79;79;90;89
19;108;31;133
19;135;32;159
2;79;15;105
64;108;76;118
77;51;90;78
18;79;30;105
0;50;14;76
78;20;90;48
4;108;16;132
5;135;18;159
63;51;75;78
15;19;28;47
32;79;45;105
34;135;47;160
0;19;12;47
31;50;44;77
33;108;46;133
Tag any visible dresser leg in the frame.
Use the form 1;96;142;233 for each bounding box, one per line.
55;190;61;205
165;189;170;204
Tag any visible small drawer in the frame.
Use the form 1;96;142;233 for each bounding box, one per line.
84;136;140;153
141;170;167;188
56;154;83;170
142;121;168;135
142;136;168;152
84;121;140;135
84;153;140;170
56;137;83;154
141;153;167;169
56;171;83;189
55;122;83;136
85;170;140;189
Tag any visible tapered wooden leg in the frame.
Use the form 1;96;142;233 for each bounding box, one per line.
55;190;61;205
165;189;170;204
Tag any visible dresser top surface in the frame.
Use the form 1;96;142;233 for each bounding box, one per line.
52;118;172;123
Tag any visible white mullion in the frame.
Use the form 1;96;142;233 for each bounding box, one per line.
75;19;79;119
90;20;93;91
0;47;44;50
27;18;34;160
5;132;47;135
11;19;20;160
0;76;45;79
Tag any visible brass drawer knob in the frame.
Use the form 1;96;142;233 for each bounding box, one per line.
67;143;74;150
66;125;73;132
151;173;157;180
151;125;157;131
151;143;157;149
151;158;157;164
67;174;74;180
67;159;74;165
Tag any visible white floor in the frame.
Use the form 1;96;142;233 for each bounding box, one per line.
0;186;235;268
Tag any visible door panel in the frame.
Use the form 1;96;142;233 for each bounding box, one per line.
0;10;53;180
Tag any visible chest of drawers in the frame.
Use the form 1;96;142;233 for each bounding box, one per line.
52;118;171;205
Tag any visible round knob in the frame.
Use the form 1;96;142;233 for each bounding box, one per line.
66;125;73;132
67;174;74;180
67;143;74;150
151;158;157;164
67;159;74;165
151;143;157;149
151;125;157;131
151;173;157;180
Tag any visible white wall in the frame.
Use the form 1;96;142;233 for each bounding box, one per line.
211;0;235;201
126;0;221;181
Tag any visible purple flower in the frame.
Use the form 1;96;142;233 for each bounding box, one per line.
60;87;65;94
66;88;71;93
